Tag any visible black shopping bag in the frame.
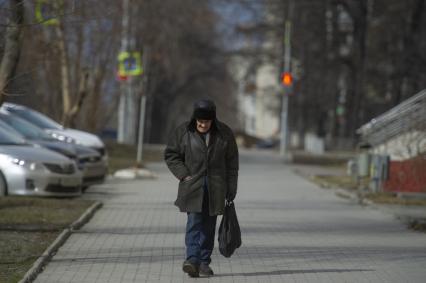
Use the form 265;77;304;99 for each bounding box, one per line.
218;201;242;257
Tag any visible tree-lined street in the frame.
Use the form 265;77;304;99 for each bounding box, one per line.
1;1;426;282
34;150;426;283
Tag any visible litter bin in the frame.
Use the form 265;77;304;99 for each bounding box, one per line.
356;143;372;192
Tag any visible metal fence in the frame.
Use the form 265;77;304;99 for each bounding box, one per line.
357;89;426;146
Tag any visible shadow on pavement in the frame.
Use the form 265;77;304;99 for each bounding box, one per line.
215;268;374;277
74;225;182;235
48;244;426;266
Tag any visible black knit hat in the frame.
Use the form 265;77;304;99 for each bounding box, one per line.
193;99;216;120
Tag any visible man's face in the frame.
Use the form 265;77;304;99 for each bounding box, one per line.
196;119;212;133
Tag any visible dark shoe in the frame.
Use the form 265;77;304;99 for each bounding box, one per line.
199;263;214;277
182;260;199;278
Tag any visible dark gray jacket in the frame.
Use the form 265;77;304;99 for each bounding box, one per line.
164;119;239;215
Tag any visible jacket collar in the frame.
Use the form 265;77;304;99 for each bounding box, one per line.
187;118;224;150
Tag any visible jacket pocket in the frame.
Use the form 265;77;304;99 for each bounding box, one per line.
178;174;202;198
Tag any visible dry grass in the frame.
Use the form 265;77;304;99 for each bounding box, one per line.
0;231;58;283
408;220;426;232
0;197;93;227
310;175;358;190
292;151;354;166
364;193;426;206
106;142;163;173
0;196;94;283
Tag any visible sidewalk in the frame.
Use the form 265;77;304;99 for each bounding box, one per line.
34;150;426;282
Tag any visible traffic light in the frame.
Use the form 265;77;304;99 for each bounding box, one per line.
281;72;293;87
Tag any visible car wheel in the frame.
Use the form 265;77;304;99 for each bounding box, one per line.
0;171;7;196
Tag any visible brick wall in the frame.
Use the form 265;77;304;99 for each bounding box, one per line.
384;156;426;193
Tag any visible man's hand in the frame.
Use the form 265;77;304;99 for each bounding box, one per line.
226;192;236;202
181;176;192;182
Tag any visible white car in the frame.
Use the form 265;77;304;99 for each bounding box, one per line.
0;127;82;197
2;103;107;159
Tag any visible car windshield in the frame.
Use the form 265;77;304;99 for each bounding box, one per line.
0;126;27;145
6;107;63;130
0;114;53;140
0;120;23;137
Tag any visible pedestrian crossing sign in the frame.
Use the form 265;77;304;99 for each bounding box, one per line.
118;51;143;77
35;0;63;26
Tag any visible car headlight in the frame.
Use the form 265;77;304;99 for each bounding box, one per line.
8;157;45;171
49;133;77;144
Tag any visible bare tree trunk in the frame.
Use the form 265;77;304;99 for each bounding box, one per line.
0;0;24;104
86;69;102;132
66;70;90;128
392;0;424;106
85;38;114;132
339;0;368;141
55;23;72;125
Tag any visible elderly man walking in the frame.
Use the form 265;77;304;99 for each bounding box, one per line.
164;99;239;277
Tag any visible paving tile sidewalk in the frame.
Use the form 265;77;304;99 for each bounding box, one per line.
34;150;426;283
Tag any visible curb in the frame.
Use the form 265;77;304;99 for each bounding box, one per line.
334;188;375;206
18;201;103;283
70;201;103;231
113;168;157;180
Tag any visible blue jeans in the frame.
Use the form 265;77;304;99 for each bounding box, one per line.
185;177;217;265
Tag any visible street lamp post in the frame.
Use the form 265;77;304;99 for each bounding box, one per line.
280;19;292;159
118;0;130;144
136;47;149;166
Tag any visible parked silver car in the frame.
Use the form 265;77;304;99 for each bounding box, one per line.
0;127;82;197
0;112;107;188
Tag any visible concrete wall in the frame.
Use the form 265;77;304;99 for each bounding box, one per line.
372;130;426;161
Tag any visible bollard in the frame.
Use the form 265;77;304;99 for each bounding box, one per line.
347;159;358;182
356;143;372;194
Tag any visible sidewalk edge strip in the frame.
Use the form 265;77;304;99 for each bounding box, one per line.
18;201;103;283
18;229;71;283
71;201;103;230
